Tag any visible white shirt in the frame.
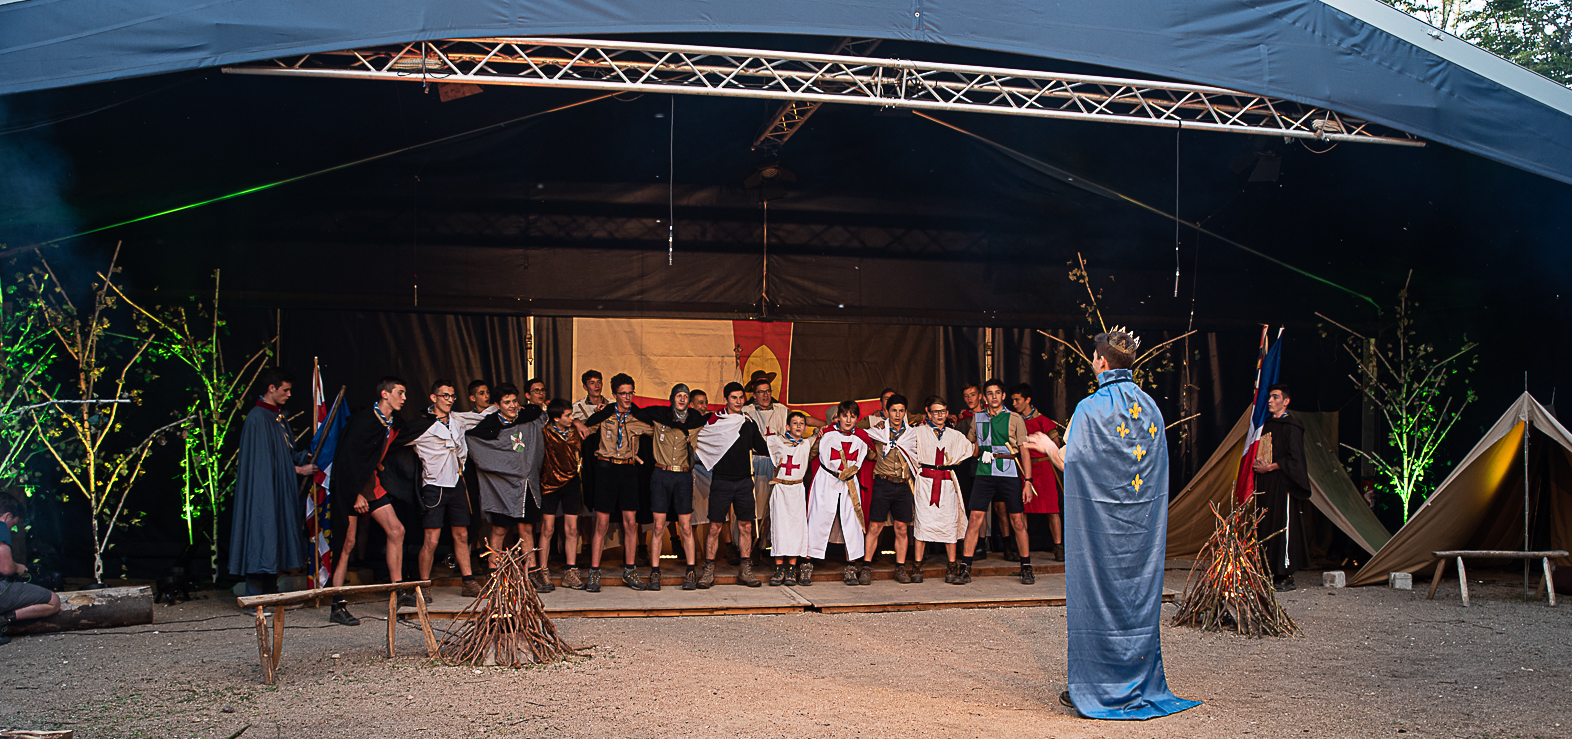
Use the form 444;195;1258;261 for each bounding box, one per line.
572;396;607;422
410;408;493;487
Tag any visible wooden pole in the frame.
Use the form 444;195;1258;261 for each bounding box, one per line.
10;585;153;635
387;592;397;658
416;585;438;657
255;606;273;685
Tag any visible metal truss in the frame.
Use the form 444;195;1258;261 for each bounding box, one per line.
224;37;1424;146
752;38;882;151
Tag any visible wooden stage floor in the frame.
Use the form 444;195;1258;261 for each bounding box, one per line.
395;552;1177;620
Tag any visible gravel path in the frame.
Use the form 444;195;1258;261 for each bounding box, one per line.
1;569;1567;739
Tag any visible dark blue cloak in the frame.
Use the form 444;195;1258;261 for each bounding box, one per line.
1063;369;1200;720
228;403;308;576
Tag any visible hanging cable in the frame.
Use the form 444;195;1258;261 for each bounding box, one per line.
1174;122;1182;298
1;93;618;259
668;95;675;266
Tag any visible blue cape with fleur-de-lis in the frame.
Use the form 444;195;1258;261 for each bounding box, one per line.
1061;369;1200;720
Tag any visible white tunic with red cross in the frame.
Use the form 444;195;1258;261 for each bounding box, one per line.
805;429;869;560
766;434;813;558
893;423;976;543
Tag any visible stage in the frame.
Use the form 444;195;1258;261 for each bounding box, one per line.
383;552;1177;621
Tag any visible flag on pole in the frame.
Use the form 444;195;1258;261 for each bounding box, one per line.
303;359;347;588
1233;327;1284;504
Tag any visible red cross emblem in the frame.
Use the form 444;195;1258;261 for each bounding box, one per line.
830;441;859;469
919;448;949;506
778;454;801;477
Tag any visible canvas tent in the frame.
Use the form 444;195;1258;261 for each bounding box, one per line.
1350;393;1572;586
1168;409;1392;560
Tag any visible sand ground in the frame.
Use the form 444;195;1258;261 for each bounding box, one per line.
1;568;1567;739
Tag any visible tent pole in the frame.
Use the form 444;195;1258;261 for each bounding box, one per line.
1524;418;1531;598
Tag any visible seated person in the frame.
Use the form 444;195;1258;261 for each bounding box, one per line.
0;494;61;644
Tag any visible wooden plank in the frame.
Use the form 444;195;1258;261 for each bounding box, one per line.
1427;558;1447;600
386;592;397;658
270;607;285;672
1432;550;1568;558
237;580;432;608
415;586;438;657
1543;558;1557;607
254;606;272;685
810;591;1176;615
1457;557;1470;607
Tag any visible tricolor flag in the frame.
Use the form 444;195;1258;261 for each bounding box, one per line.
304;360;347;588
1233;327;1284;504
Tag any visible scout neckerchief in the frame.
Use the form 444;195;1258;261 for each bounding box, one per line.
548;422;573;442
612;405;631;448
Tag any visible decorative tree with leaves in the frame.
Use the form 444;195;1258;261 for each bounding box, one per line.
0;276;58;496
110;270;275;578
1039;252;1194;393
1318;272;1477;522
22;248;190;583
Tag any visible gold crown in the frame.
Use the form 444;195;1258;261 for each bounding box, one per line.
1102;325;1142;354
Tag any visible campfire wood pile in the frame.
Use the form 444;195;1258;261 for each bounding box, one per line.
1172;499;1300;637
437;542;579;667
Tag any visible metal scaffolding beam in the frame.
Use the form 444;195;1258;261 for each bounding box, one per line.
752;37;882;151
224;37;1424;146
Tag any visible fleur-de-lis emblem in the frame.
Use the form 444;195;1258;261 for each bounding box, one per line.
1129;402;1142;419
1133;444;1146;462
1116;422;1130;438
1148;422;1159;438
1132;474;1144;491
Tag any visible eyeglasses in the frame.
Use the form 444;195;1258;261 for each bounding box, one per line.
436;393;456;399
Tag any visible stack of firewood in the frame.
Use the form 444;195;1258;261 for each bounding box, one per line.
1172;499;1299;637
438;542;579;667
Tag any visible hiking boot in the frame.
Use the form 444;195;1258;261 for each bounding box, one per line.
1275;575;1297;592
533;568;556;594
956;562;973;585
647;569;663;592
945;561;959;584
461;579;483;598
768;564;786;587
1053;543;1065;562
1059;690;1075;709
725;542;742;566
682;569;698;590
843;566;859;586
697;561;715;589
796;562;814;586
561;567;586;591
620;568;648;591
0;614;10;645
586;569;603;593
893;563;912;584
397;591;417;608
738;558;763;588
857;564;873;586
329;605;360;627
1020;563;1036;585
910;563;924;584
782;565;798;587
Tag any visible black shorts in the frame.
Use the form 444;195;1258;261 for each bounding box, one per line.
870;477;915;524
361;493;394;515
488;510;537;528
708;477;756;523
593;461;640;513
421;482;471;529
968;475;1025;514
541;477;583;517
0;581;54;615
650;469;694;516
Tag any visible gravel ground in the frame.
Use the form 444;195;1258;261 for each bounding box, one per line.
1;568;1568;739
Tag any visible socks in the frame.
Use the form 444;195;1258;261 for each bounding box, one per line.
686;564;696;573
1020;556;1031;566
962;555;974;566
623;564;635;573
331;598;348;609
461;574;476;582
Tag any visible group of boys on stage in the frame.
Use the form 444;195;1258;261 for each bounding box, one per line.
304;367;1070;622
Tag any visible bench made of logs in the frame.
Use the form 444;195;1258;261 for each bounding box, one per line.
236;581;436;684
1426;550;1567;607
